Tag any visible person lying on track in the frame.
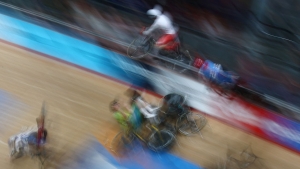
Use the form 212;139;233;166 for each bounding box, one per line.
8;115;48;158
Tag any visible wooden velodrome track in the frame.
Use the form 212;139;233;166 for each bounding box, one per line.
0;41;299;169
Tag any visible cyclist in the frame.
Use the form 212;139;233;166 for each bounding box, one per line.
110;99;143;132
9;116;48;158
143;5;178;52
194;56;239;87
125;88;161;125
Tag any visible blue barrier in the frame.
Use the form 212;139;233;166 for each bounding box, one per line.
0;13;138;85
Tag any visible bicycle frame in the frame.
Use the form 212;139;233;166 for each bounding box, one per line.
110;92;176;153
143;35;155;45
111;121;169;149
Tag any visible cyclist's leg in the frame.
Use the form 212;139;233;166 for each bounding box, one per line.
8;136;17;156
156;34;176;49
14;135;24;153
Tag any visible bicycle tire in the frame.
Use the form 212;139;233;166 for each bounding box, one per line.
162;50;193;74
110;131;134;155
176;112;207;136
176;50;193;73
36;148;55;169
127;37;152;59
147;129;175;152
181;50;193;65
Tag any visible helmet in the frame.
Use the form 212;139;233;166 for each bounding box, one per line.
109;99;119;112
147;9;161;19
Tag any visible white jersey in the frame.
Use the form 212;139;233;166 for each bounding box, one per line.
135;97;158;118
143;14;176;35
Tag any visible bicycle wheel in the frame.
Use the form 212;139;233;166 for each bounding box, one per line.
110;131;134;156
127;36;152;59
176;50;193;73
180;50;193;65
35;148;55;169
147;129;175;152
176;112;207;136
213;83;235;100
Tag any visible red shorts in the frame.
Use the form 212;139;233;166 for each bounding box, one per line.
156;34;176;46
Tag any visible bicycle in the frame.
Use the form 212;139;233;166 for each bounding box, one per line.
161;93;207;136
127;27;193;73
110;95;176;154
176;108;207;136
207;78;239;100
31;147;55;169
160;93;186;117
110;121;176;154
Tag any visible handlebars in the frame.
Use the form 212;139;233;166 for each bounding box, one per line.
140;27;146;35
